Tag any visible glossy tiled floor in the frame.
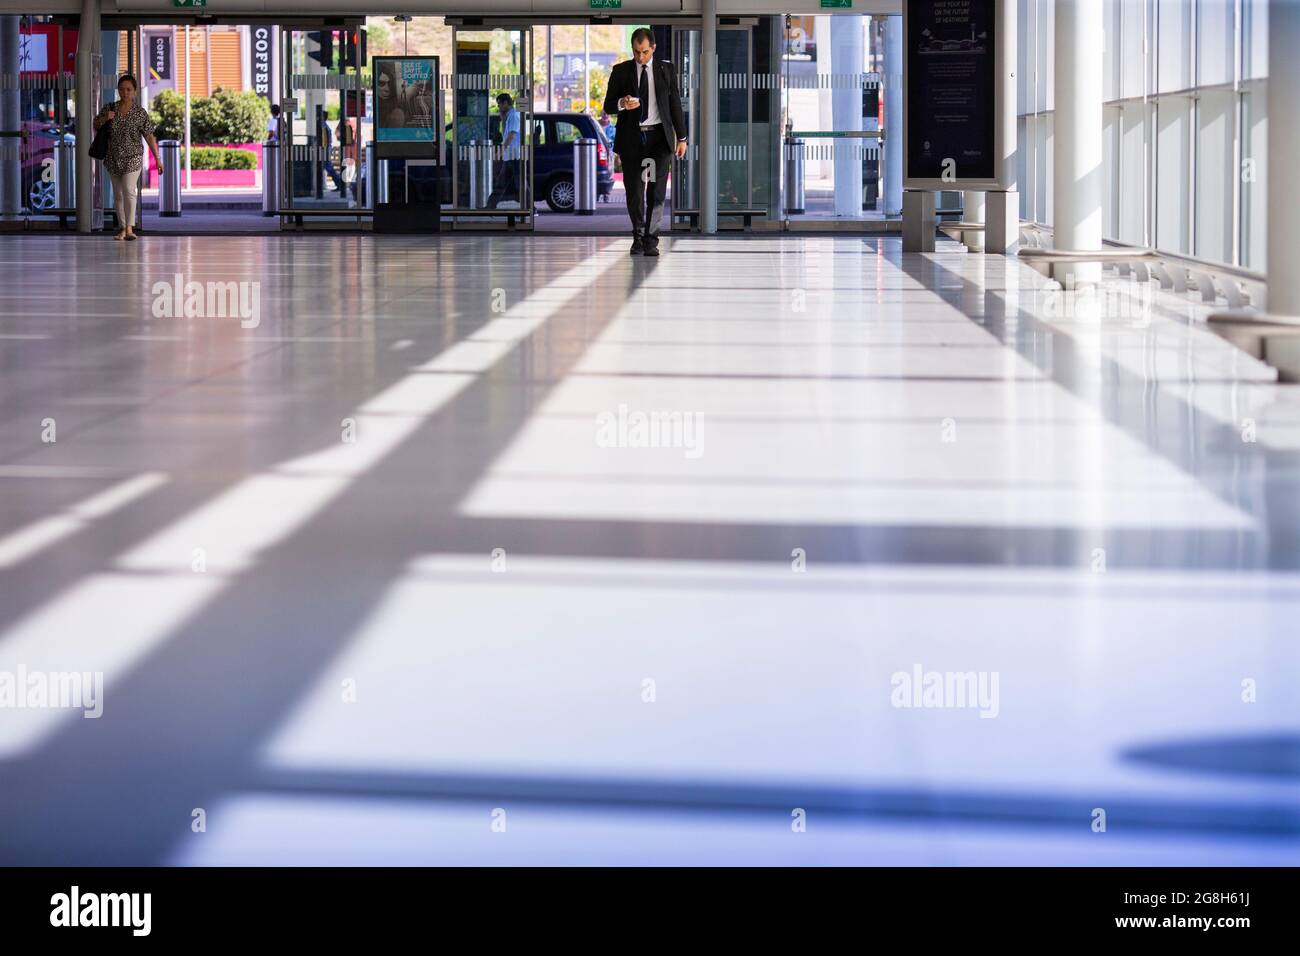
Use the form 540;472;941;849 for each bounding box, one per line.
0;233;1297;865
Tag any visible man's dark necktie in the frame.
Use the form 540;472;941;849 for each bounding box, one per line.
638;63;649;126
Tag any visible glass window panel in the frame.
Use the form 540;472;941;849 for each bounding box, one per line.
1155;94;1191;253
1103;104;1121;238
1157;0;1192;93
1016;116;1029;218
1118;101;1150;246
1039;0;1055;112
1036;112;1053;225
1017;0;1032;115
716;27;748;211
1240;84;1266;270
1194;89;1236;263
1103;0;1121;102
1197;0;1235;87
1243;0;1269;81
1119;0;1149;100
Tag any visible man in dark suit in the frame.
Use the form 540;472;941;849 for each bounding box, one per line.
602;28;687;256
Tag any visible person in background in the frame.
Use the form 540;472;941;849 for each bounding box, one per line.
336;115;357;203
486;92;521;210
267;103;281;142
93;73;163;242
598;111;616;200
321;118;345;195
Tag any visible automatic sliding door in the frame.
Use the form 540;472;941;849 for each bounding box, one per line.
449;25;531;223
671;24;755;227
282;26;364;225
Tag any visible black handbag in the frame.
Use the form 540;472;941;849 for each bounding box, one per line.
88;113;112;161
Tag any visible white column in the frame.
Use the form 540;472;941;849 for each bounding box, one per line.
814;15;832;180
830;14;863;217
75;0;100;233
1052;0;1103;282
883;14;902;217
1268;0;1300;318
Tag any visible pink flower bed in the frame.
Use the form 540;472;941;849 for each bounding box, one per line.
147;142;263;187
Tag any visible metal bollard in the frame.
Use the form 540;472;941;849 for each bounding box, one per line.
468;139;492;210
573;138;597;216
364;141;388;208
783;138;805;215
262;141;280;216
158;140;181;217
54;135;75;208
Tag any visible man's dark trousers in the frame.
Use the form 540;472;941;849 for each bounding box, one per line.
620;125;671;247
486;159;519;209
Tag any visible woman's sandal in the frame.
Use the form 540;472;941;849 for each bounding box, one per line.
114;231;126;241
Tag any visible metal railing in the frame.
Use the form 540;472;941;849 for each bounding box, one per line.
1018;222;1267;312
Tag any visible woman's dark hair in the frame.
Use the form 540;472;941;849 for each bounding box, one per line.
117;73;139;92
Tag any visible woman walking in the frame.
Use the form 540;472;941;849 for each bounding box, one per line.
92;74;163;241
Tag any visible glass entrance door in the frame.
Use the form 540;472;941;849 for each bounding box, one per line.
3;17;92;229
671;23;768;227
281;25;365;227
448;25;531;226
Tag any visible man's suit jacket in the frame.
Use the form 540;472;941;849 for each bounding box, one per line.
601;58;687;155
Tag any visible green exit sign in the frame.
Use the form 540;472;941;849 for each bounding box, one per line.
820;0;852;7
590;0;623;8
174;0;207;7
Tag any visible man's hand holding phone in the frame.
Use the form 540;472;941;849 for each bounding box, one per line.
619;95;641;111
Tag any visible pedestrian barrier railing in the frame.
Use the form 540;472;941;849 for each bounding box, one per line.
1015;222;1300;378
1017;222;1265;313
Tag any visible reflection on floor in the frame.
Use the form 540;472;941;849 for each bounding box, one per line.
0;233;1297;865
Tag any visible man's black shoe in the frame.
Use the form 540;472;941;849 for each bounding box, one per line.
630;238;644;255
643;243;660;257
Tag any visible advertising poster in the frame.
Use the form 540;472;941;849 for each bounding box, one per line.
374;57;437;143
906;0;996;182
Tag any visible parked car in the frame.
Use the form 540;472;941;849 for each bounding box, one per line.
436;111;614;213
20;102;71;212
529;112;614;212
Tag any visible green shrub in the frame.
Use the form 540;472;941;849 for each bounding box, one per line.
149;88;271;145
149;88;185;142
177;146;258;170
210;88;270;145
189;95;225;144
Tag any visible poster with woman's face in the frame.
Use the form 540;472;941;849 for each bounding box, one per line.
375;57;436;142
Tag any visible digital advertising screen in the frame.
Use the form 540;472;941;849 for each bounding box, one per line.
905;0;997;185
